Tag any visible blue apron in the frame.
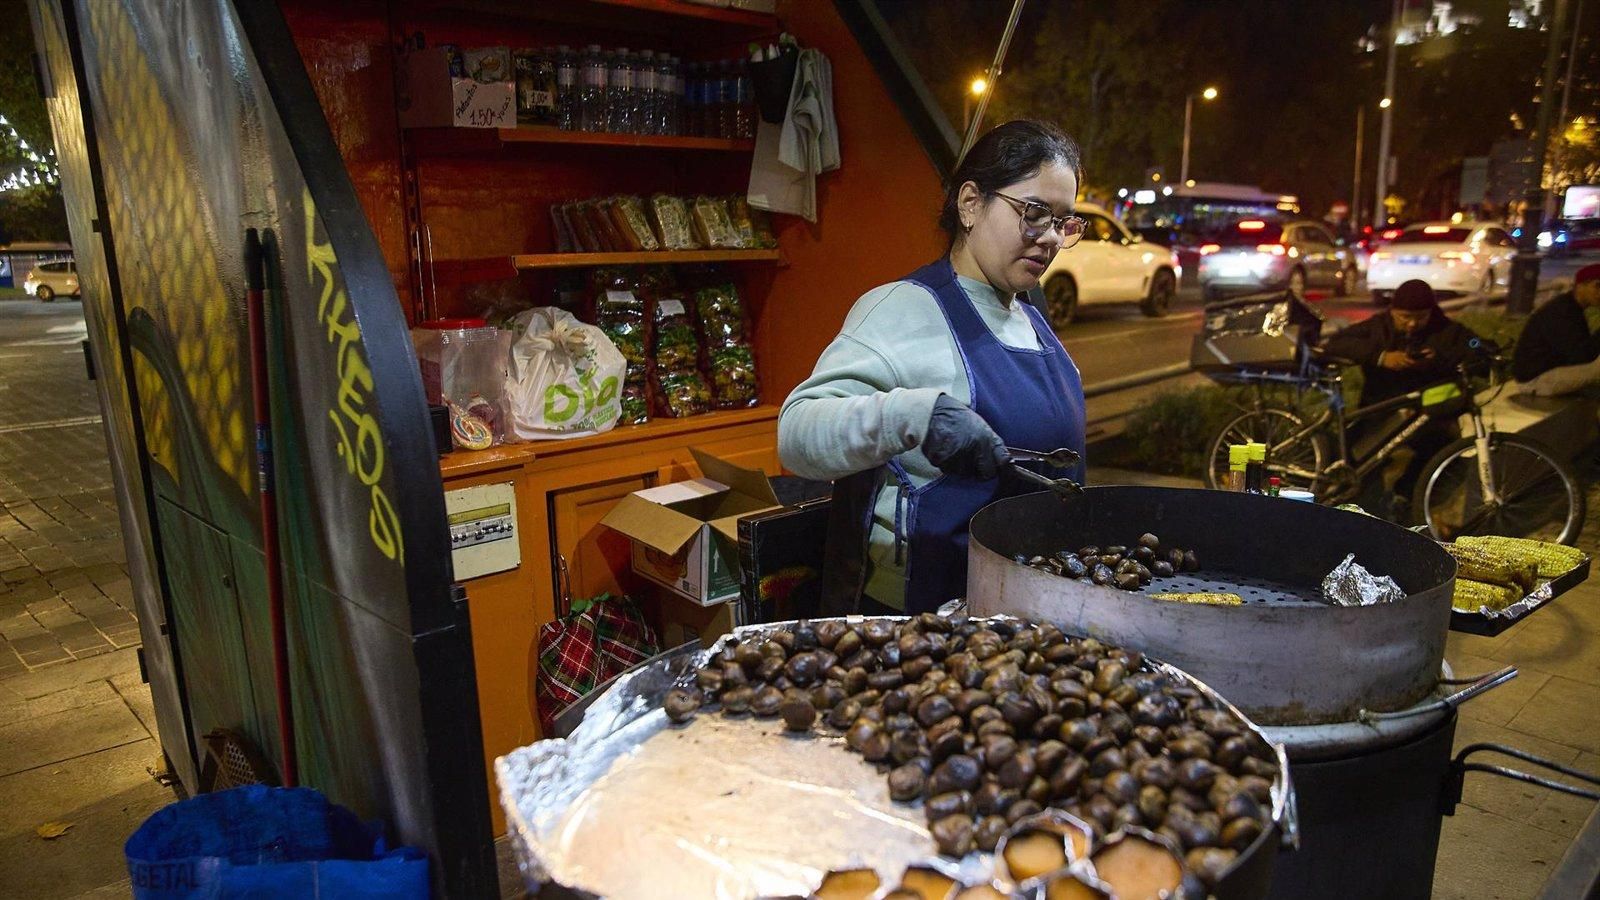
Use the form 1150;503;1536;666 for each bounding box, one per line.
888;258;1085;614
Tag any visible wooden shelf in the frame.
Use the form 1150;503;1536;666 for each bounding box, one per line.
497;128;754;151
512;249;781;269
439;405;779;477
585;0;775;28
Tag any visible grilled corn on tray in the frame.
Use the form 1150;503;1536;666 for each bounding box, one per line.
1446;536;1590;635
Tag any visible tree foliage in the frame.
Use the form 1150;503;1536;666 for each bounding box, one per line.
0;0;67;244
881;0;1600;222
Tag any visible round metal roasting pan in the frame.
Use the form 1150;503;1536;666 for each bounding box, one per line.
967;487;1457;725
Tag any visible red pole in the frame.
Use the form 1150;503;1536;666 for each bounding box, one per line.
245;229;297;787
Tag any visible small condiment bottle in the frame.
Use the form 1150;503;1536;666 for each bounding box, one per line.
1227;445;1249;492
1244;442;1267;493
1268;476;1282;497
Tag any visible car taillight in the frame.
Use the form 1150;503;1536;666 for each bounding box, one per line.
1200;243;1221;255
1381;228;1402;240
1439;251;1476;264
1256;244;1286;256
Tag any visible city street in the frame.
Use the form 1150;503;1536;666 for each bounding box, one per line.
1066;253;1598;441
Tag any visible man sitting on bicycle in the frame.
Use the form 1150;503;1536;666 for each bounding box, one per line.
1320;279;1489;515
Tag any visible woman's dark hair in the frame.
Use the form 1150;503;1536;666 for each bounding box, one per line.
938;120;1083;242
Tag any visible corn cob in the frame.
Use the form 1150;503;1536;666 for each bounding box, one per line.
1443;543;1538;595
1456;535;1587;579
1452;578;1522;613
1149;592;1244;606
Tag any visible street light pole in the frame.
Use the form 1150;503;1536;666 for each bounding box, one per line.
1374;0;1400;229
1180;94;1194;186
1353;105;1365;227
1508;0;1571;315
1180;87;1216;186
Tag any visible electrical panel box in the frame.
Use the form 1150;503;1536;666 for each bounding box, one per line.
445;482;520;581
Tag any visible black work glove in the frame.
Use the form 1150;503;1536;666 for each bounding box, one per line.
923;394;1010;480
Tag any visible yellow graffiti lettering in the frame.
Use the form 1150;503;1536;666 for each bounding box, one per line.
305;188;404;564
369;486;403;562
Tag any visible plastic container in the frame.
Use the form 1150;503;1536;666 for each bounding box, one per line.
411;318;510;445
124;785;428;900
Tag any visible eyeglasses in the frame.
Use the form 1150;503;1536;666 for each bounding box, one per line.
991;191;1087;248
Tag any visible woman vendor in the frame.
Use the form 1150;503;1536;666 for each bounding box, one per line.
778;120;1088;615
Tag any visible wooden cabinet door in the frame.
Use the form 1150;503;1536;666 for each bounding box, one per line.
550;475;653;603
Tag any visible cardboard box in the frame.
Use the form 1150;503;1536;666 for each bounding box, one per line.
398;47;515;129
601;447;781;606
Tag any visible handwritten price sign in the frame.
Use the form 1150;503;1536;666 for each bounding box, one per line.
451;80;513;129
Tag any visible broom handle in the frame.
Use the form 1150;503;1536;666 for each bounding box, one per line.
246;229;297;786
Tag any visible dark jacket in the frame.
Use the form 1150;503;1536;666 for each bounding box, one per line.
1512;291;1600;383
1321;310;1485;405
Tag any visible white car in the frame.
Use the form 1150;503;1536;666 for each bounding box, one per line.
1366;222;1514;302
1039;203;1182;328
22;260;79;302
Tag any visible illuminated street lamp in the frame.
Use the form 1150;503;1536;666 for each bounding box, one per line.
1379;97;1392;109
964;75;991;131
1180;86;1219;185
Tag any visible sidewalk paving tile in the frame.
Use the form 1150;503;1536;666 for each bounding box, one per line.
1506;676;1600;756
1433;805;1566;900
0;740;174;900
0;698;148;777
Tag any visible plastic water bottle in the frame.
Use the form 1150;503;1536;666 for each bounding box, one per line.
607;49;635;134
716;61;736;139
659;54;678;133
578;45;607;132
733;60;754;139
636;50;658;135
555;45;578;131
684;63;702;136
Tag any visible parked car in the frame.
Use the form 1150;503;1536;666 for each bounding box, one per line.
1539;218;1600;256
1366;221;1514;302
1196;219;1353;301
1039;203;1182;328
22;260;79;301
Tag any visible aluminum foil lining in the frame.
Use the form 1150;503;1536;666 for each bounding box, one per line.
1467;580;1555;620
1321;553;1406;606
496;617;1298;898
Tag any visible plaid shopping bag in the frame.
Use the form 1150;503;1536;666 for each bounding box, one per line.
588;593;660;680
535;610;602;734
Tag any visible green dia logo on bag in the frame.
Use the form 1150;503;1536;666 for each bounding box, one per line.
544;362;620;426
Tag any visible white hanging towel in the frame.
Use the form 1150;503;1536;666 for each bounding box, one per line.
747;48;839;223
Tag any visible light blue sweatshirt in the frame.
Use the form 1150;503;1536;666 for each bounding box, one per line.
778;274;1048;607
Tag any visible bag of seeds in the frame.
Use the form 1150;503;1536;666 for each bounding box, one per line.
707;344;760;409
649;194;699;251
723;195;758;249
654;369;712;418
608;196;660;252
593;271;651;426
651;294;701;373
690;195;738;249
692;282;760;408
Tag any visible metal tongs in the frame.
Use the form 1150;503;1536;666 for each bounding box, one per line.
1005;446;1084;499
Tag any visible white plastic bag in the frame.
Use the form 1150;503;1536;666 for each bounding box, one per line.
504;307;625;440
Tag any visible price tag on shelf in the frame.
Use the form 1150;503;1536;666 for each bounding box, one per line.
605;290;637;304
657;299;686;317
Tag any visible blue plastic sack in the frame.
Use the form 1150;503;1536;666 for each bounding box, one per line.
125;785;429;899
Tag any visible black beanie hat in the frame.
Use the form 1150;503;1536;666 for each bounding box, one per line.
1392;279;1437;310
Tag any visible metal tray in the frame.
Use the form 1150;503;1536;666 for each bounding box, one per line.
1449;556;1591;636
496;616;1296;900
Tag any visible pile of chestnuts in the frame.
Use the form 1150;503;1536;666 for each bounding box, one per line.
1014;533;1201;592
661;614;1278;892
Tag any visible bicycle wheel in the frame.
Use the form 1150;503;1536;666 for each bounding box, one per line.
1413;433;1586;544
1205;408;1327;491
